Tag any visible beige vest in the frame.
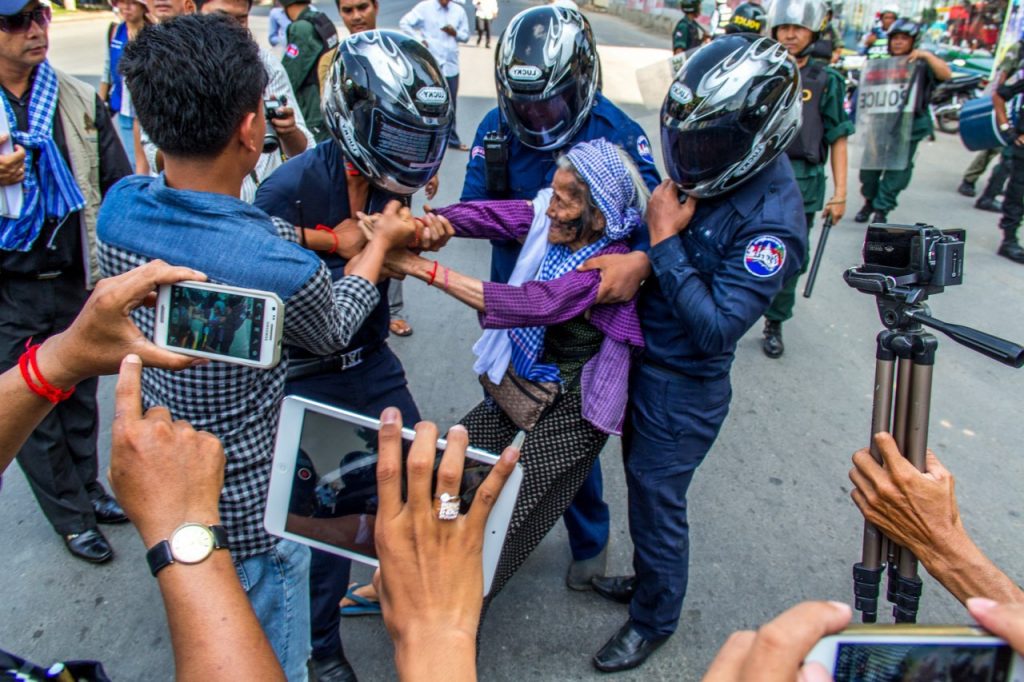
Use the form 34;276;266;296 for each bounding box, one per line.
54;68;101;288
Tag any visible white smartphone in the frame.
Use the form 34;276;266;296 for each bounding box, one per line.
264;396;524;596
154;280;284;369
804;625;1024;681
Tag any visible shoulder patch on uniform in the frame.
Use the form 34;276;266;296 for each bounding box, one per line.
636;135;654;164
471;145;485;160
743;235;786;278
285;43;299;58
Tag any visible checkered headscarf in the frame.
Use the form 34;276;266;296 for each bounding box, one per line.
564;139;642;242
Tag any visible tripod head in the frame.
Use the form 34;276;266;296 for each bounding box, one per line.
845;223;1024;368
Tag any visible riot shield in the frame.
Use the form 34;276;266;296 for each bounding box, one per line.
636;53;687;111
857;56;918;171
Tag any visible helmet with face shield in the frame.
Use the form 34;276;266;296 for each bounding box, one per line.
494;6;599;151
322;30;453;195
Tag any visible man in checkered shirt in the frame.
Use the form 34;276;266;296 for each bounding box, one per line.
94;15;415;680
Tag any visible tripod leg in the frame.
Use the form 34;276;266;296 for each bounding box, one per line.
886;357;915;580
893;336;937;623
854;332;896;623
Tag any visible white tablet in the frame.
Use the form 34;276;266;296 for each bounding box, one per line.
265;396;523;596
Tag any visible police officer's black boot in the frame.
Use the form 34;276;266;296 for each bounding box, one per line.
998;240;1024;264
975;196;1003;213
854;202;872;223
871;210;888;224
762;320;784;359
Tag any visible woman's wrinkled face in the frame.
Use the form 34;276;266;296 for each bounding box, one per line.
547;168;600;247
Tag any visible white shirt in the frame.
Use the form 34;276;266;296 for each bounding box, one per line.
399;0;470;78
473;0;498;21
141;47;315;204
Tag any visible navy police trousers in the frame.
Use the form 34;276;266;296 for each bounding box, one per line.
623;361;731;639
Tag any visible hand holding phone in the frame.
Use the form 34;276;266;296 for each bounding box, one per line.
155;281;283;369
704;601;852;682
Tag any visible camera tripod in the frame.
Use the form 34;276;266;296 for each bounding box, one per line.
844;269;1024;623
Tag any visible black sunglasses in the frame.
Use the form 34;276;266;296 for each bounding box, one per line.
0;5;51;34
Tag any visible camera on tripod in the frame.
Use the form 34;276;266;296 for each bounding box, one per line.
861;223;965;287
846;223;965;305
263;95;288;154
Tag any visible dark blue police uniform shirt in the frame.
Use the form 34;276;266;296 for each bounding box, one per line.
253;142;393;359
461;93;662;281
641;156;807;378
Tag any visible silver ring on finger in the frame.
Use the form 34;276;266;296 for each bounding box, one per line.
435;492;461;521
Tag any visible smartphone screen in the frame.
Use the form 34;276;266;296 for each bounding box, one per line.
282;408;494;560
164;284;266;363
832;641;1014;681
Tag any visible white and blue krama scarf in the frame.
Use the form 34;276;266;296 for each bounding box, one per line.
479;139;642;384
0;61;87;252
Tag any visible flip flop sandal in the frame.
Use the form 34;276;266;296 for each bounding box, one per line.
389;319;414;337
340;582;381;617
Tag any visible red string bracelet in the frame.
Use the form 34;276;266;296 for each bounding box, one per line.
427;260;440;286
19;342;74;404
315;224;339;255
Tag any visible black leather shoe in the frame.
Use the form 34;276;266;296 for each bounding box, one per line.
871;210;888;224
998;241;1024;264
975;197;1003;213
762;320;784;359
311;653;357;682
853;202;872;223
957;180;976;197
591;575;636;605
593;621;668;673
91;493;128;524
64;529;113;563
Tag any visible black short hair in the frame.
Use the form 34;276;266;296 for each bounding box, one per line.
119;14;267;159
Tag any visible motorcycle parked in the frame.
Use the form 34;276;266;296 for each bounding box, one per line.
930;74;983;134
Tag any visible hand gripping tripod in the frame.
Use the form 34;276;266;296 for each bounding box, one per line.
844;226;1024;624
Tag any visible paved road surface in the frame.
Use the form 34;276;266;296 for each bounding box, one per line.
3;6;1023;681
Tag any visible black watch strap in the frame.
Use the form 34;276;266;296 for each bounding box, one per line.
146;524;229;577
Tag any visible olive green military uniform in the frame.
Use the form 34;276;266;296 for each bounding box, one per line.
858;67;937;214
765;65;854;322
282;6;331;143
965;44;1023;188
672;15;703;52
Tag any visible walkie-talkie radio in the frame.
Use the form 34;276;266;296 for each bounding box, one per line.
483;130;509;195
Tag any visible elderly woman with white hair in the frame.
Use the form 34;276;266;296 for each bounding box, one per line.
367;138;648;598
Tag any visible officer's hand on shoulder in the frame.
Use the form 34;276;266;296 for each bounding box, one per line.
647;180;698;247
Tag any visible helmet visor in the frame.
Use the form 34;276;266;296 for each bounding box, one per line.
504;83;583;149
661;113;749;189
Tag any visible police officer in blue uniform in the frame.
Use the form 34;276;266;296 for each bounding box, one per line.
461;6;661;589
255;31;453;682
589;35;807;672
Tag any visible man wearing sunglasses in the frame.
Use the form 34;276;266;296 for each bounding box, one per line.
0;0;133;564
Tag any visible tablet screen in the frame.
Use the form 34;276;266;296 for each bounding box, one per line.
282;408;495;560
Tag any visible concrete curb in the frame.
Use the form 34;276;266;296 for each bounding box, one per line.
605;0;682;37
52;9;117;23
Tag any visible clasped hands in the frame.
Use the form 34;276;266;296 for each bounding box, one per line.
354;202;454;279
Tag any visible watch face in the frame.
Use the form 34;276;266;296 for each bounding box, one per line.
170;523;215;564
